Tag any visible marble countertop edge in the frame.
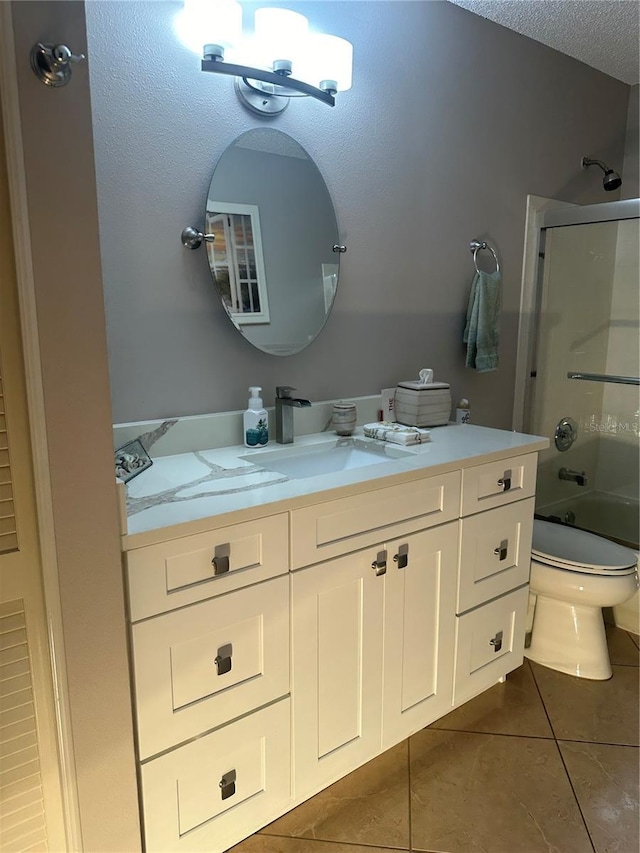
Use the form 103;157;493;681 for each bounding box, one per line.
120;424;549;552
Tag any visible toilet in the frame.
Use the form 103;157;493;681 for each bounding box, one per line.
525;520;638;680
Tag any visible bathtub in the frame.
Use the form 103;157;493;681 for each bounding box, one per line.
537;490;640;634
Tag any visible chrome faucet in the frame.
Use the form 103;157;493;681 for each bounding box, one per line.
558;467;589;487
275;386;312;444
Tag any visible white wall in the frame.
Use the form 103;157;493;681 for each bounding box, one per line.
85;0;631;428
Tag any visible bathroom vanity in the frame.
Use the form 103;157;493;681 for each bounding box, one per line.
119;424;547;852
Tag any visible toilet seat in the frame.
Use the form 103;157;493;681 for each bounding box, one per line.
532;519;637;576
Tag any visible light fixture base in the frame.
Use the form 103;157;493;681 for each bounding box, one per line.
234;78;289;116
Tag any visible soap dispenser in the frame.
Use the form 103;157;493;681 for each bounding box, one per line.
244;387;268;447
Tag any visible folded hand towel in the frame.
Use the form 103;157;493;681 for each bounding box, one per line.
463;269;501;372
363;422;431;445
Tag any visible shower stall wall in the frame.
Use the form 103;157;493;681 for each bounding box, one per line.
516;198;640;631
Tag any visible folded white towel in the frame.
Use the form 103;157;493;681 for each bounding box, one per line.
363;421;431;446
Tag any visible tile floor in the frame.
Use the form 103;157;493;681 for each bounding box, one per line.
230;625;639;853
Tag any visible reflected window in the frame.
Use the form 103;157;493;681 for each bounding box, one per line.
205;203;270;325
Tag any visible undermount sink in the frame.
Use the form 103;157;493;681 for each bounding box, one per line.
240;438;414;479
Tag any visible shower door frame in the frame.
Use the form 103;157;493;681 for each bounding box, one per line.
512;195;640;433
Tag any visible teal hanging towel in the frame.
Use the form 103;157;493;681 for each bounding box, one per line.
463;269;501;372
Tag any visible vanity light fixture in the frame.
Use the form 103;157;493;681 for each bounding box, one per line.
179;1;353;114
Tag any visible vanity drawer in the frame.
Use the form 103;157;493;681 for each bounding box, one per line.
461;453;537;516
290;470;461;568
126;512;288;621
140;698;291;853
457;498;534;613
132;575;289;760
453;586;528;707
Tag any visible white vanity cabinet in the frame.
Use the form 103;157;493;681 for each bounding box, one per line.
290;472;460;799
453;453;537;705
120;433;545;853
124;515;292;852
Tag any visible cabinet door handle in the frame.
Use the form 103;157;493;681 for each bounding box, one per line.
371;550;387;576
219;769;236;800
393;543;409;569
494;539;508;561
211;546;230;575
497;470;512;492
214;643;232;675
489;631;503;652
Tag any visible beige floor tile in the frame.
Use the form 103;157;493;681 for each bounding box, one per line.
627;631;640;651
429;661;553;738
409;729;592;852
260;743;410;849
227;838;410;853
606;625;640;666
531;663;640;746
559;740;639;853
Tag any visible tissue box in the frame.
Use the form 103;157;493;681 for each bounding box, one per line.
395;381;452;427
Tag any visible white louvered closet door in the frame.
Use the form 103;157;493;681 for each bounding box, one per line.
0;96;66;852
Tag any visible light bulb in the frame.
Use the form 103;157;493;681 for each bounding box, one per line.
176;0;242;58
254;8;309;75
298;33;353;93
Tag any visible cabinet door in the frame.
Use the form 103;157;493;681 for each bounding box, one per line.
291;548;384;800
382;522;457;749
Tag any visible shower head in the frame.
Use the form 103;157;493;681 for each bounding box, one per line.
582;156;622;192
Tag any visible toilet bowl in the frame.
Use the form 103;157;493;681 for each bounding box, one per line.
524;520;638;680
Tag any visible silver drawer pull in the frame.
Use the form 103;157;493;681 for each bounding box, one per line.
497;470;512;492
219;769;236;800
211;546;230;575
393;543;409;569
371;550;387;576
214;643;232;675
494;539;508;561
489;631;503;652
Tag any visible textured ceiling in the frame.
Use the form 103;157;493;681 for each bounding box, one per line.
449;0;640;85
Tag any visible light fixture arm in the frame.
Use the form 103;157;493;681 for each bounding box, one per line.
201;57;336;107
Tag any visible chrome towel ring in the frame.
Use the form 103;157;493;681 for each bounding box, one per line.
470;239;500;274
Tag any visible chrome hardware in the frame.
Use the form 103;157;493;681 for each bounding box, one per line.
567;371;640;386
564;510;576;525
332;245;347;253
181;226;215;250
211;545;230;575
494;540;508;561
489;631;503;652
30;42;85;87
554;416;578;452
214;643;233;675
470;239;500;274
219;769;236;800
371;550;387;576
275;386;312;444
497;470;512;492
559;467;589;487
393;543;409;569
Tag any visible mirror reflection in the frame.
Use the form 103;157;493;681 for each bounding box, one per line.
206;129;340;355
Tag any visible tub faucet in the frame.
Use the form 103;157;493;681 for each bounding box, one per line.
558;467;589;487
275;386;311;444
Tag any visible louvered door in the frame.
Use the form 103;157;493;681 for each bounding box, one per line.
0;97;66;852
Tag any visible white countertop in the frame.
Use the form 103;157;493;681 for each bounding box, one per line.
121;424;548;550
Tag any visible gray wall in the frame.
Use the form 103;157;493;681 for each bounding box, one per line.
87;0;631;429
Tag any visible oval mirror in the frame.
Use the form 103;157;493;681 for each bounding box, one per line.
205;128;341;356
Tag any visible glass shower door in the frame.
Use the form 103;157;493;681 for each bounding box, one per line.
528;215;639;549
